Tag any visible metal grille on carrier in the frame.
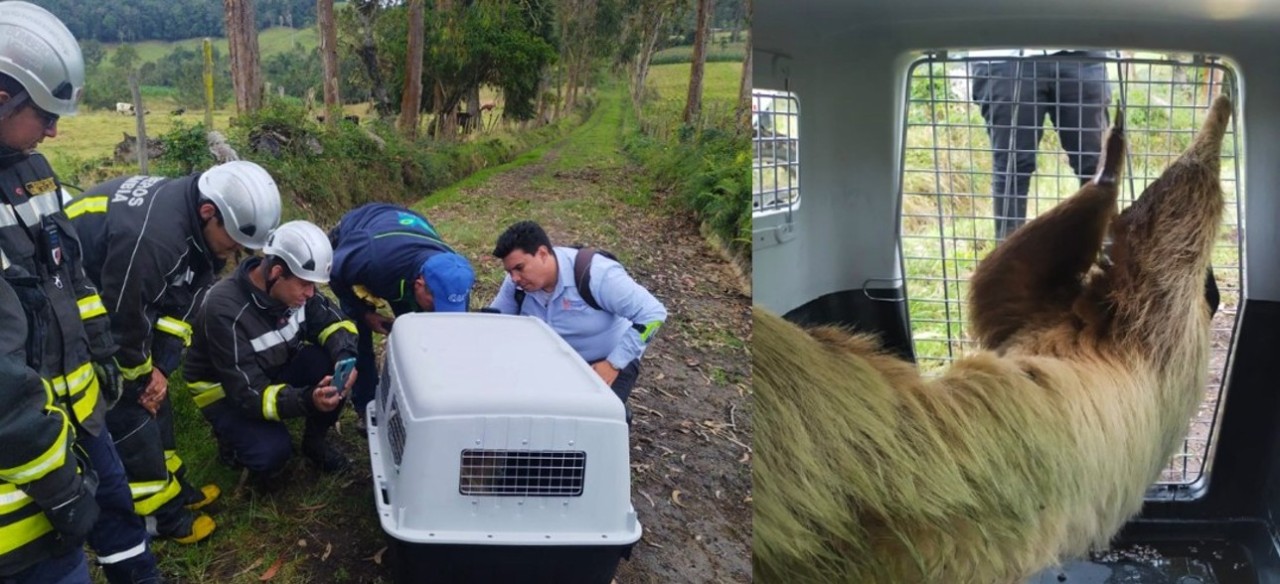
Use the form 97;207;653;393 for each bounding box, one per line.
458;450;587;497
898;51;1242;488
752;88;800;215
387;395;407;468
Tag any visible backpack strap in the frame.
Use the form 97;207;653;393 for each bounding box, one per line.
574;247;602;311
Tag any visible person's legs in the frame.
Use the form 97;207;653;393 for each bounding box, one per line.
202;403;293;476
105;393;200;542
2;547;90;584
77;430;161;584
974;59;1045;239
351;319;378;422
1050;55;1110;183
283;345;350;473
155;395;217;510
607;359;641;425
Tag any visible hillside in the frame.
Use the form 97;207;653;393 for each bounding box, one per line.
104;26;319;66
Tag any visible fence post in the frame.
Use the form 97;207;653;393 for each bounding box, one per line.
129;73;148;174
204;38;215;129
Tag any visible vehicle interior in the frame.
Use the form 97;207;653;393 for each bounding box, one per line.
753;1;1280;582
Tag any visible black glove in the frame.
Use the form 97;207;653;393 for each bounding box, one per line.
21;446;101;546
93;359;125;408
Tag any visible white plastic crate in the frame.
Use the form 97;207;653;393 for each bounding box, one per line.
366;312;640;583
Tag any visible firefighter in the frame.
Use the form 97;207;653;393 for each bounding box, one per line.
0;3;161;582
185;221;359;488
65;160;284;543
328;202;475;427
0;262;96;583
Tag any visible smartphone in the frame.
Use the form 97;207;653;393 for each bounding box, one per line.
333;357;356;396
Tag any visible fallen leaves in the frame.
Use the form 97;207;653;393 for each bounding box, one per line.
259;557;284;581
368;546;387;565
671;490;685;508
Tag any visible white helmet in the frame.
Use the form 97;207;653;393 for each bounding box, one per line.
0;2;84;116
197;161;283;249
263;221;333;283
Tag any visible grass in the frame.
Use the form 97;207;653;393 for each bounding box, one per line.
646;62;742;104
106;27;318;68
651;42;746;65
43;104;238;186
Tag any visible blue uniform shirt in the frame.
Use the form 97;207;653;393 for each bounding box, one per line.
489;246;667;369
331;203;456;317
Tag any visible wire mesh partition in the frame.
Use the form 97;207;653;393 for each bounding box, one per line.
752;88;800;215
898;51;1242;486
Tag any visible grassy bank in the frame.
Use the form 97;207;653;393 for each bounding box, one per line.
624;62;750;270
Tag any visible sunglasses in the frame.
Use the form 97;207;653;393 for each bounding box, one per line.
31;105;58;131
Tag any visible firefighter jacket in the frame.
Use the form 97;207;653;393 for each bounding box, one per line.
0;267;83;575
330;203;457;318
185;257;357;420
66;174;223;382
0;152;116;437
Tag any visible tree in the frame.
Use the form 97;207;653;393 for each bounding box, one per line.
225;0;265;113
110;43;140;72
398;0;424;138
80;39;106;70
317;0;341;123
351;0;393;117
683;0;711;125
626;0;680;112
736;0;751;130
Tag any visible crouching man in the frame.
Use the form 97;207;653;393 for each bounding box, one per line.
184;221;358;489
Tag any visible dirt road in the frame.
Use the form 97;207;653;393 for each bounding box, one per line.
420;114;753;583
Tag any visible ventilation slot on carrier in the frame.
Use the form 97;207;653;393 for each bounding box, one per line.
459;450;587;497
387;397;407;468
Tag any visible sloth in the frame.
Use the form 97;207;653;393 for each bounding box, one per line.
753;96;1233;583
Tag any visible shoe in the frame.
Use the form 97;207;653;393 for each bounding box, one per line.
302;437;351;474
247;468;289;496
185;484;221;511
354;412;368;438
217;439;241;470
171;514;216;544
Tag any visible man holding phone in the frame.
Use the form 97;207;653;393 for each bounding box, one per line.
184;221;359;488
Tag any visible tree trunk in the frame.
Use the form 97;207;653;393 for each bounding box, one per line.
225;0;263;113
683;0;712;125
736;0;753;131
465;84;482;132
354;2;392;117
317;0;341;125
398;0;424;138
633;10;666;110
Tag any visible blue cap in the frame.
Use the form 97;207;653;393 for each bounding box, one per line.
422;253;475;312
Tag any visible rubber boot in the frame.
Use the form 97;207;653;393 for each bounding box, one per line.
301;424;350;474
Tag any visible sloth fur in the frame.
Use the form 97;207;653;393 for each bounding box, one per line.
753;96;1233;583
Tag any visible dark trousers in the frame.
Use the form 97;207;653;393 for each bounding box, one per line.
351;318;379;418
79;429;161;584
594;359;640;424
106;385;196;538
971;53;1111;239
1;548;88;584
202;345;341;474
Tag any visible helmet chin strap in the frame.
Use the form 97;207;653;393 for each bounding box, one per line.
262;257;280;294
0;90;32;167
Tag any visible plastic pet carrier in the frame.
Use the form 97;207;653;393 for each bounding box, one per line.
366;312;641;584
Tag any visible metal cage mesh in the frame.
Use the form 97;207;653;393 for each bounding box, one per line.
753;89;801;215
899;52;1242;486
458;450;587;497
